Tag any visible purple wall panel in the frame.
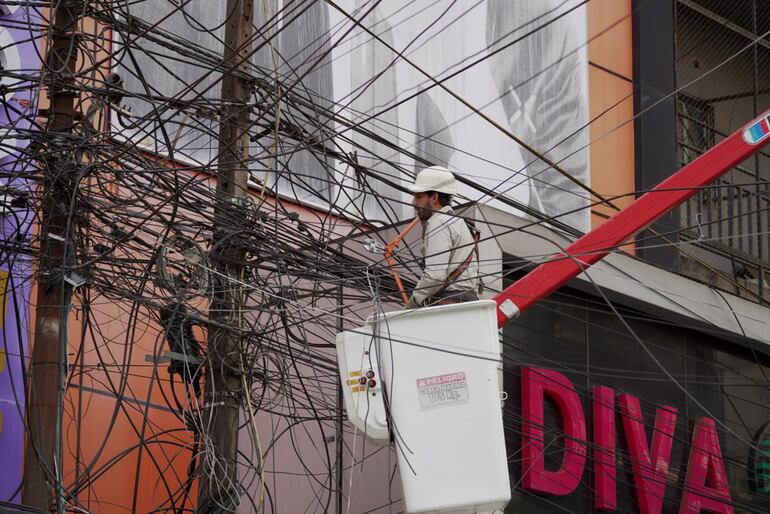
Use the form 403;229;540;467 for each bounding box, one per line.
0;4;40;502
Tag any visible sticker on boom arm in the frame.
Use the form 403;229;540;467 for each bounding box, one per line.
743;115;770;145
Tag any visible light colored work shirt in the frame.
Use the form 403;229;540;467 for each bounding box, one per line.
412;206;479;306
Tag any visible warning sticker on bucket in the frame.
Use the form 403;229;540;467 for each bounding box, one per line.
416;372;470;411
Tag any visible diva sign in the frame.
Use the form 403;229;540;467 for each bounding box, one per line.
520;367;734;514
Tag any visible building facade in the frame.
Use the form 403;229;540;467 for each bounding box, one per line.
1;1;770;513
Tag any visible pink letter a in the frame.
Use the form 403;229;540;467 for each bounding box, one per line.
679;417;734;514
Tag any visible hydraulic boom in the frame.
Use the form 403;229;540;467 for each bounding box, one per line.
493;109;770;327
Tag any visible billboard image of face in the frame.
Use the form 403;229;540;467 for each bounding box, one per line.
330;0;591;230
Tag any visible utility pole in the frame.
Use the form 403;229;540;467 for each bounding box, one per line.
199;0;253;511
23;2;80;511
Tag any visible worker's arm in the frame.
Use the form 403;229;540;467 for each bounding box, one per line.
411;221;455;306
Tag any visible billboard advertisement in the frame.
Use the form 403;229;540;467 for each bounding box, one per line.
113;0;592;230
329;0;591;229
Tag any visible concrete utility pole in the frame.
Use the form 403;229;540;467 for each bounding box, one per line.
199;0;253;511
23;2;80;511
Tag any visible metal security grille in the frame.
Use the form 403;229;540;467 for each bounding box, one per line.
675;0;770;300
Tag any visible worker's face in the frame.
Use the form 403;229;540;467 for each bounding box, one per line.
412;191;438;221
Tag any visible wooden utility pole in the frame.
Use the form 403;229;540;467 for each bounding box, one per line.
23;2;80;511
199;0;253;511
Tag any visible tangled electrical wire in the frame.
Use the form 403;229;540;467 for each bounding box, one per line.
2;1;770;513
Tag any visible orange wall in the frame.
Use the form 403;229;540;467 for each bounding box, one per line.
588;0;636;237
55;171;355;512
22;12;197;512
61;298;200;512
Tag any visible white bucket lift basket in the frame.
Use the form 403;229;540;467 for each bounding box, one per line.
336;300;510;514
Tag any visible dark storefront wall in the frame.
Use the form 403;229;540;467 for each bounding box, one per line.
502;272;770;513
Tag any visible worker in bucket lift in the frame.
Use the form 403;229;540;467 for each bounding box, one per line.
407;166;481;308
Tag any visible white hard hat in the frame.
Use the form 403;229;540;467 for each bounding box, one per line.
407;166;457;195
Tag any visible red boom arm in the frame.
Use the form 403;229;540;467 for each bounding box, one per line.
493;110;770;328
